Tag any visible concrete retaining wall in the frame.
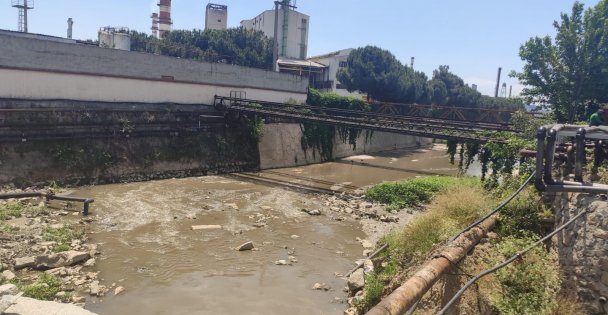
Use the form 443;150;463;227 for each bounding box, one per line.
259;123;429;169
0;32;307;104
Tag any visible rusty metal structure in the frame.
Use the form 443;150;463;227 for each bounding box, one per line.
214;96;515;143
371;101;516;124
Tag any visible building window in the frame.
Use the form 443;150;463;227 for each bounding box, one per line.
339;61;348;68
336;83;346;90
302;18;307;25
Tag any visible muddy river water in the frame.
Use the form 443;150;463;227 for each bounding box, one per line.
75;145;461;315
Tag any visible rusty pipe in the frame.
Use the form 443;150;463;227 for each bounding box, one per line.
365;217;496;315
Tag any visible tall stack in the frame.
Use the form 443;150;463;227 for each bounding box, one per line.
158;0;172;38
151;13;159;38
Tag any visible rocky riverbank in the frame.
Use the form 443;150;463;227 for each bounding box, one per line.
0;191;119;314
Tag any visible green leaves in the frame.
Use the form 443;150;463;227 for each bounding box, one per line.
513;0;608;123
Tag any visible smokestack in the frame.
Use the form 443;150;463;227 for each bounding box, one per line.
158;0;172;38
494;67;502;98
67;18;73;39
151;13;159;38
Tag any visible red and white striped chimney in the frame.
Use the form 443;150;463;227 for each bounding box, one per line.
158;0;172;38
151;13;159;38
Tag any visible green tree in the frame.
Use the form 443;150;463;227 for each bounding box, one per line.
512;1;608;123
129;27;274;70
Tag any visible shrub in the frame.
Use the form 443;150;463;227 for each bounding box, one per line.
0;202;48;220
498;189;542;237
22;273;63;301
52;244;71;253
487;235;560;315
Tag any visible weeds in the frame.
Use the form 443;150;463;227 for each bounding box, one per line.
366;176;479;211
52;244;71;253
0;223;17;233
21;273;63;301
43;225;83;245
0;202;48;220
358;181;494;312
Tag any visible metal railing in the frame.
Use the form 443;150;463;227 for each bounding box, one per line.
0;191;94;215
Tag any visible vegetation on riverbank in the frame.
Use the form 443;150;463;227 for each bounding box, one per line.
357;176;563;314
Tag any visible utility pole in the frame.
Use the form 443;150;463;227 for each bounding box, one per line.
494;67;502;98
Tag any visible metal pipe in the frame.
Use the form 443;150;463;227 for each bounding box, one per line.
575;128;586;182
345;243;388;277
437;208;589;315
0;191;94;215
544;129;557;185
594;140;604;168
544;184;608;194
535;127;547;191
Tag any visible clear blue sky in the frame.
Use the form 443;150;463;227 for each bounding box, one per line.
0;0;601;96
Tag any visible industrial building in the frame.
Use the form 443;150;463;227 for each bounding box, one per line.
98;26;131;51
205;3;228;30
308;48;366;98
241;0;310;71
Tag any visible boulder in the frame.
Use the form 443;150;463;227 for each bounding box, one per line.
0;284;18;296
236;241;254;251
1;270;15;281
14;256;36;269
114;286;125;296
33;251;90;270
347;268;365;293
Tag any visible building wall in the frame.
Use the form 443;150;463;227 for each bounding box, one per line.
308;49;366;98
205;4;228;30
241;9;309;60
0;32;307;104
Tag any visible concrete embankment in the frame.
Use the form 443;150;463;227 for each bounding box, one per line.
259;123;430;169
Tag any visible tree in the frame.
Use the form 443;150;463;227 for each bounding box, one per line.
512;1;608;123
129;27;274;70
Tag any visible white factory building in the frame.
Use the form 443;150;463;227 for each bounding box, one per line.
307;48;364;97
240;2;309;62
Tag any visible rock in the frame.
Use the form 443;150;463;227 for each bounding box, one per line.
0;284;18;296
290;235;300;239
33;251;90;270
1;270;15;281
363;249;372;257
363;259;374;274
308;209;321;216
347;269;365;293
360;239;374;249
236;241;254;251
191;225;222;230
55;291;66;298
274;260;288;265
344;307;357;315
83;258;96;267
185;212;197;220
89;281;100;296
72;295;86;303
225;203;239;210
259;206;272;211
6;296;97;315
14;256;36;269
114;286;125;295
312;283;329;291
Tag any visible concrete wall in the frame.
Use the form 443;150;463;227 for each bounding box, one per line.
0;32;307;104
552;192;608;315
259;123;428;169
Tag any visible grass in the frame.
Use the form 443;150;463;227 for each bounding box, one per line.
21;273;63;301
0;222;18;233
366;176;479;211
0;202;49;220
357;179;494;312
43;225;84;245
52;244;71;253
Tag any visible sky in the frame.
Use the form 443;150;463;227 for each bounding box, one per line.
0;0;601;96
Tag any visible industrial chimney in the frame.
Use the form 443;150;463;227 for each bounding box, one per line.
151;13;159;38
67;18;73;39
158;0;172;38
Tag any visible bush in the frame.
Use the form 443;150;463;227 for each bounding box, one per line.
366;176;478;211
22;273;63;301
52;244;71;253
487;235;560;315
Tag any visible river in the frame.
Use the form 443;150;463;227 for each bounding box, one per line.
76;144;460;315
